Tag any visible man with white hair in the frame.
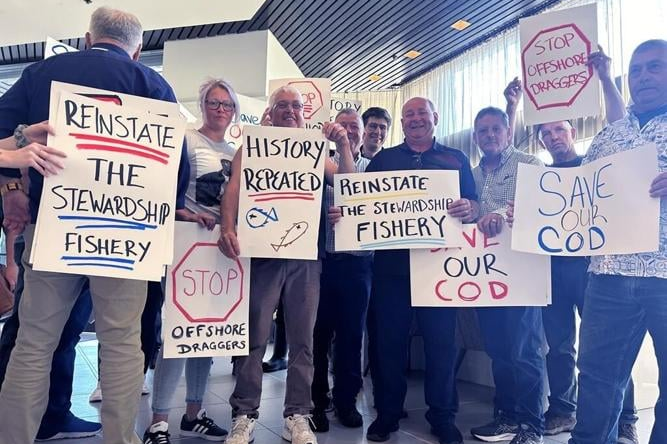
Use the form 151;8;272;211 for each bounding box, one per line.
0;7;190;444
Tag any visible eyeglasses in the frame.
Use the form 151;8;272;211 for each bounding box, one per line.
205;100;235;112
274;101;304;110
409;149;462;170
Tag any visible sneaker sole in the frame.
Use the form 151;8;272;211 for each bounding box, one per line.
180;430;228;441
544;425;575;436
471;432;517;442
281;429;317;444
35;430;102;441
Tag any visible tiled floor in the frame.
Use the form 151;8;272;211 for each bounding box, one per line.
24;337;659;443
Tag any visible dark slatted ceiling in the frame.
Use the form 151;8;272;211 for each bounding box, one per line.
0;0;563;92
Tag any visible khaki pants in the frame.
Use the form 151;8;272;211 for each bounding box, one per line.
0;225;147;444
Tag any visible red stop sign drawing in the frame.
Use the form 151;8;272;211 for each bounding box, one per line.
522;23;593;110
171;242;245;322
288;80;323;120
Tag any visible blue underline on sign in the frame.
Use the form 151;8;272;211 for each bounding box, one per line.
58;215;157;230
61;256;135;264
359;238;447;249
65;262;134;271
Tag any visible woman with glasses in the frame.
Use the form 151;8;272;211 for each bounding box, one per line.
142;78;241;444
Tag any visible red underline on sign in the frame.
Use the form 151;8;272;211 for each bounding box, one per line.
248;192;314;197
69;133;170;159
254;196;315;202
75;144;169;165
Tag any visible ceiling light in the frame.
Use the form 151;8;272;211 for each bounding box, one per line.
451;20;471;31
368;74;381;82
404;50;422;59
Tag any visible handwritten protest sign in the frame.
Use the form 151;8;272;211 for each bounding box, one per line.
31;90;185;280
512;143;659;256
410;226;550;307
268;78;332;130
520;3;599;125
45;37;77;59
330;98;362;121
333;170;462;251
225;94;266;149
237;125;326;259
164;222;249;358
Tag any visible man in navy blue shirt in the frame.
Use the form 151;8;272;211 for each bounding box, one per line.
0;7;189;444
358;97;478;444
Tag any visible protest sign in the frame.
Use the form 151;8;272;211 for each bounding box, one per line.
44;37;77;59
410;226;550;307
31;90;185;280
237;125;326;259
268;78;332;130
164;222;249;358
333;170;462;251
512;143;659;256
520;3;599;125
330;98;362;121
225;94;266;149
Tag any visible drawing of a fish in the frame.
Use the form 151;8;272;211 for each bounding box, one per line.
271;221;309;251
246;207;279;228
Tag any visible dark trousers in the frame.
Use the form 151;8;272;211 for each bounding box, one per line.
312;254;372;411
545;259;637;423
368;273;458;428
0;239;93;432
477;306;546;434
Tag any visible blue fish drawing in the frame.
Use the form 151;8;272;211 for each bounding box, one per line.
246;207;279;228
271;221;309;252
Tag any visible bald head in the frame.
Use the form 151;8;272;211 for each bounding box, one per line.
401;97;439;146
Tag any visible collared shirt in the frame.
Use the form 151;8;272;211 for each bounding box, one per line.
583;107;667;278
365;138;478;276
325;152;371;255
473;145;543;217
0;43;190;222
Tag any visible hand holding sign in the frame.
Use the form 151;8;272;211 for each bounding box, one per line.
478;212;506;238
504;77;523;109
587;44;613;83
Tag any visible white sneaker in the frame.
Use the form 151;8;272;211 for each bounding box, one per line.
282;415;317;444
89;382;102;403
225;416;256;444
142;381;150;395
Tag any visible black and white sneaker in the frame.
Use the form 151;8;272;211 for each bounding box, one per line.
180;409;228;441
471;415;519;442
143;421;171;444
508;428;543;444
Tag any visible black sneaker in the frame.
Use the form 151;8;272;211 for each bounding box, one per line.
617;422;639;444
336;406;363;428
509;428;543;444
180;409;228;441
311;409;330;433
432;423;463;444
262;357;287;373
366;418;399;442
471;415;519;442
143;422;170;444
544;413;575;435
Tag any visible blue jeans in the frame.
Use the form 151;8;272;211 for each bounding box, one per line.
151;347;213;414
368;273;458;428
477;306;546;434
0;238;93;432
545;258;637;423
570;274;667;444
312;254;372;411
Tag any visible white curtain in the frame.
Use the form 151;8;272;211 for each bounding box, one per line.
345;0;666;165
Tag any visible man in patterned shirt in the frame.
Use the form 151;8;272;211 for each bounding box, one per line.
470;107;546;444
569;39;667;444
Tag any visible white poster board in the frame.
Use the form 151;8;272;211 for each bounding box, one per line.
268;78;332;130
512;143;660;255
330;98;362;121
333;170;462;251
164;222;250;358
225;94;266;149
45;37;77;59
410;225;551;307
520;3;600;125
237;125;326;259
31;91;185;280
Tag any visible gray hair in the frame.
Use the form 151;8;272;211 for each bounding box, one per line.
89;7;143;52
198;78;241;123
474;106;509;129
335;107;361;121
268;85;303;108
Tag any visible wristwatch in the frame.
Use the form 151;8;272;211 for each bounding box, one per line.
13;124;29;148
0;182;24;196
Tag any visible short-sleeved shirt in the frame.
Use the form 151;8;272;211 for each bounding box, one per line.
184;129;236;222
365;138;478;276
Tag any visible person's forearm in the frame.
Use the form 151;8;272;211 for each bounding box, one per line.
602;77;625;123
